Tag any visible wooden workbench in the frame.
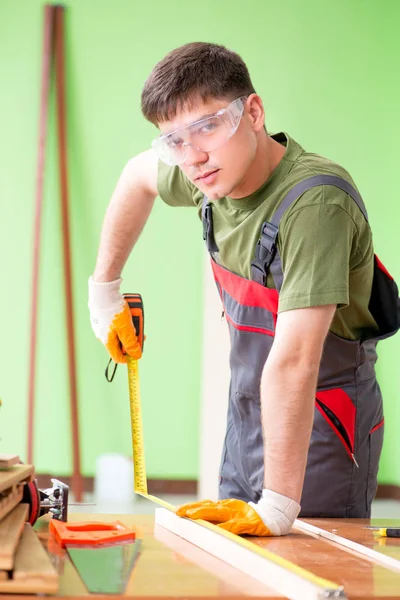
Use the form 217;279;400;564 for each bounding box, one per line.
26;513;400;600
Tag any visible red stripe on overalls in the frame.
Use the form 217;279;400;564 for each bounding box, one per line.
224;313;275;336
211;260;279;314
370;419;384;434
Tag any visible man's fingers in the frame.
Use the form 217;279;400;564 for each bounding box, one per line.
184;505;233;523
106;331;128;363
218;518;273;537
176;500;216;517
123;338;142;359
216;518;246;534
113;304;142;359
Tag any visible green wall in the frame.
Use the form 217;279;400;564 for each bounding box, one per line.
1;0;399;484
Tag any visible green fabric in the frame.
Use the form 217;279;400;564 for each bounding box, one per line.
157;132;378;340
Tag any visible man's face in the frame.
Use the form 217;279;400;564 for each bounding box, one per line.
157;95;261;200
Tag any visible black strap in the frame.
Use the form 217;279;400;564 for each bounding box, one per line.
202;196;218;254
270;175;368;226
251;175;369;285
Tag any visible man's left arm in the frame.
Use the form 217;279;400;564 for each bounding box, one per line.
260;304;336;503
251;200;357;532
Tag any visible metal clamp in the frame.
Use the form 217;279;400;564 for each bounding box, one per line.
39;478;69;521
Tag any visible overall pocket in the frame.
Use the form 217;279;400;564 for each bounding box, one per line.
302;400;354;517
315;388;358;466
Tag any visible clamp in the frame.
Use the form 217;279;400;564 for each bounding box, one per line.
22;477;69;525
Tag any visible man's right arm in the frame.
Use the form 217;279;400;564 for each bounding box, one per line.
93;149;159;282
88;149;159;363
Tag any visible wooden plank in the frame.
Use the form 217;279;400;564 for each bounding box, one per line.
294;519;400;572
251;521;400;599
0;465;34;494
0;454;19;469
0;485;23;522
0;523;58;594
154;520;280;597
155;508;345;600
0;504;29;570
0;572;7;581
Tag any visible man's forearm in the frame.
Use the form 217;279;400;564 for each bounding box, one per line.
260;354;318;503
93;154;158;282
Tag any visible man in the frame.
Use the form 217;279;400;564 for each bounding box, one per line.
89;42;399;537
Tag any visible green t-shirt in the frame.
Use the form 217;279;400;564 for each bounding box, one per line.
157;132;378;340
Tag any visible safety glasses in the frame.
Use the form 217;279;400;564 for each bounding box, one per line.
151;96;247;166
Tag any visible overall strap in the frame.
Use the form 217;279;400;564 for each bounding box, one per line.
202;195;219;255
251;175;368;285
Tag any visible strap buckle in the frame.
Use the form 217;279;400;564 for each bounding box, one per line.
202;205;211;241
202;204;218;253
260;222;278;254
251;260;267;285
251;221;279;285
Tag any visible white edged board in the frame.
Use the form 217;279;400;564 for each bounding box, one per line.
155;508;346;600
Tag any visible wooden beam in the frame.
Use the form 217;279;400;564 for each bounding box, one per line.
0;465;34;494
0;455;20;469
53;4;83;503
293;519;400;573
0;523;58;594
0;504;29;570
155;508;346;600
0;485;23;522
154;520;278;597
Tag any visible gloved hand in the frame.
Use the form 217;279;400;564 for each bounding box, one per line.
176;489;300;537
88;276;142;363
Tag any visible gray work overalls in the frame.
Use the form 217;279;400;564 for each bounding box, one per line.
202;175;400;518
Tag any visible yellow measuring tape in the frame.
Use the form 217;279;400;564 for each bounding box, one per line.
126;356;343;594
127;357;173;510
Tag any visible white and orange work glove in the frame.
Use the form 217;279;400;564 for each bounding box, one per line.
176;489;300;537
88;276;142;363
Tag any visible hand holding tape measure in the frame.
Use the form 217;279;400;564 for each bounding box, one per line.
88;278;143;365
96;290;172;509
103;293;145;382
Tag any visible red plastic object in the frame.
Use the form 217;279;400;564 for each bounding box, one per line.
49;519;136;547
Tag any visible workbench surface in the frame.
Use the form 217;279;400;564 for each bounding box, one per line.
28;513;400;600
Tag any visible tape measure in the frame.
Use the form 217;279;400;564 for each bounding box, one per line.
123;294;174;511
126;356;173;510
122;294;343;596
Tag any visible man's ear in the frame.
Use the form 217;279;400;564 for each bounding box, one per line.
246;94;265;133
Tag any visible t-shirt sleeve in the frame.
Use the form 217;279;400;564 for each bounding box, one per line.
157;160;201;207
278;200;356;313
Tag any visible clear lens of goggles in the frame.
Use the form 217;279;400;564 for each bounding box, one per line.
151;96;247;166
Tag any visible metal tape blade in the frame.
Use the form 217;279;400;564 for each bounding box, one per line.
127;358;148;495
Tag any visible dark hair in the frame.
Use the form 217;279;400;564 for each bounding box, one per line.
141;42;256;125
